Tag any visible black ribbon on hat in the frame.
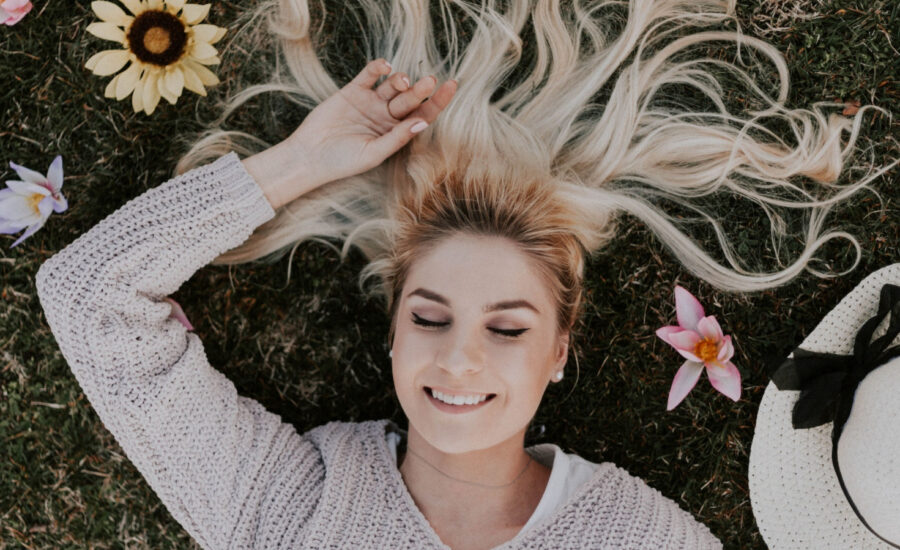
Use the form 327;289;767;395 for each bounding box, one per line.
767;282;900;548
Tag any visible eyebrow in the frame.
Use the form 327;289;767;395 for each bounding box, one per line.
407;288;541;314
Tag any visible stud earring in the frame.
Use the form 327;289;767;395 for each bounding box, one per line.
555;370;563;381
389;349;393;358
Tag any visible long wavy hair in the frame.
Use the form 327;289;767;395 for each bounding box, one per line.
174;0;894;354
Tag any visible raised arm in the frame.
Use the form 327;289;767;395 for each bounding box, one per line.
35;152;326;549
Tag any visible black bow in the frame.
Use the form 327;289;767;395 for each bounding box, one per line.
769;283;900;433
766;281;900;548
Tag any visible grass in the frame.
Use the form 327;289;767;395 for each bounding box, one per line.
1;0;897;548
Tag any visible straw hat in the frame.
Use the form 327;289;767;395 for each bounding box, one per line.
749;262;900;549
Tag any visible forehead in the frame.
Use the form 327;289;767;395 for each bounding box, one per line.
404;234;554;312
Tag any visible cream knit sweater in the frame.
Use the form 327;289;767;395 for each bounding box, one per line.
35;151;723;549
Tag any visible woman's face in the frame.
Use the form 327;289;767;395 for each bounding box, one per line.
391;232;569;454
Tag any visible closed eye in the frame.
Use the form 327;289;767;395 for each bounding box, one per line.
411;313;528;339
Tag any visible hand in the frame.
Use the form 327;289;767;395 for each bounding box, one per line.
284;59;457;195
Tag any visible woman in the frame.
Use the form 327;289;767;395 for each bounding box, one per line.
36;0;889;548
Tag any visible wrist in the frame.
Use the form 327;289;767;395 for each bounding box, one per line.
241;140;326;210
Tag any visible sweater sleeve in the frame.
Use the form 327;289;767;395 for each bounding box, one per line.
34;152;325;550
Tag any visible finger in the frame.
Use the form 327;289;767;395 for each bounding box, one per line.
406;79;458;124
364;118;429;165
349;58;392;90
386;75;438;120
374;72;410;103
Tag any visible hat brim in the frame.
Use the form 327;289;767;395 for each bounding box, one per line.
749;262;900;549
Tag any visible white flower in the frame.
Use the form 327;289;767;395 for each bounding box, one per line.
84;0;227;115
0;156;67;248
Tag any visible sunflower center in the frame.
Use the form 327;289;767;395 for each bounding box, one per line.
143;27;171;54
694;339;719;363
127;10;187;67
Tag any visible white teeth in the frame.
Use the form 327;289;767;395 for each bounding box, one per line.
430;389;490;406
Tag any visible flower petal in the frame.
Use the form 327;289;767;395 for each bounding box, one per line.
51;193;68;214
666;329;703;362
180;62;206;96
655;325;682;347
45;156;63;191
7;161;46;184
5;180;48;195
164;65;184;97
142;70;161;114
191;54;220;66
86;21;127;43
132;74;145;112
667;360;704;410
190;40;217;60
184;58;218;85
181;3;210;25
157;72;178;104
190;23;218;43
717;334;734;362
87;49;131;76
119;0;145;16
91;1;133;26
10;218;46;248
696;315;723;342
116;61;143;99
706;361;741;402
104;72;121;98
0;193;38;219
674;285;705;331
166;0;185;12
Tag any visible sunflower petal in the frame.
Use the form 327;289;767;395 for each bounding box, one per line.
116;62;143;99
132;75;145;112
147;0;163;9
91;1;133;26
190;23;219;43
180;63;207;96
166;0;185;11
119;0;145;16
86;22;127;44
190;40;217;60
192;55;220;66
184;58;218;85
164;66;184;97
104;72;122;98
181;3;210;25
157;73;178;104
210;26;226;43
142;70;161;114
88;49;131;76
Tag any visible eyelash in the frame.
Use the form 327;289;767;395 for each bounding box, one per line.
411;313;528;339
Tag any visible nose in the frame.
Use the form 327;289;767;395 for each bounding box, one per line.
436;320;485;376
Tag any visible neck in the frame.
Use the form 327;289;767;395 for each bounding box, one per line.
396;423;552;529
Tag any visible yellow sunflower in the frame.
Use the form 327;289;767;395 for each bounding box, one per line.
84;0;227;115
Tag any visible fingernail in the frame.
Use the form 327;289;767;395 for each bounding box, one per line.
401;76;410;87
410;121;429;133
384;60;392;70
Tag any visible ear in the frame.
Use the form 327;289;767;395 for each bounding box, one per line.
555;331;570;370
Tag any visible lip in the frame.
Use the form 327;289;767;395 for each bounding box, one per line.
424;387;496;414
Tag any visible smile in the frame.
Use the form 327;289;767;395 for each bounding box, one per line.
424;387;497;414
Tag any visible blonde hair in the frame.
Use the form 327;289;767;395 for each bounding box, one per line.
174;0;895;348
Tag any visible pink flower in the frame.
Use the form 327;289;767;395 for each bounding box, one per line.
1;155;67;248
655;285;741;410
1;0;33;26
164;297;195;331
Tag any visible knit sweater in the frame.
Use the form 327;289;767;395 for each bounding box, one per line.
35;151;723;549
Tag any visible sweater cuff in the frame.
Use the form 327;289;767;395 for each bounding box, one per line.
207;151;277;230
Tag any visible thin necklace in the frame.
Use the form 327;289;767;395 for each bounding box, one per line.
401;445;533;489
